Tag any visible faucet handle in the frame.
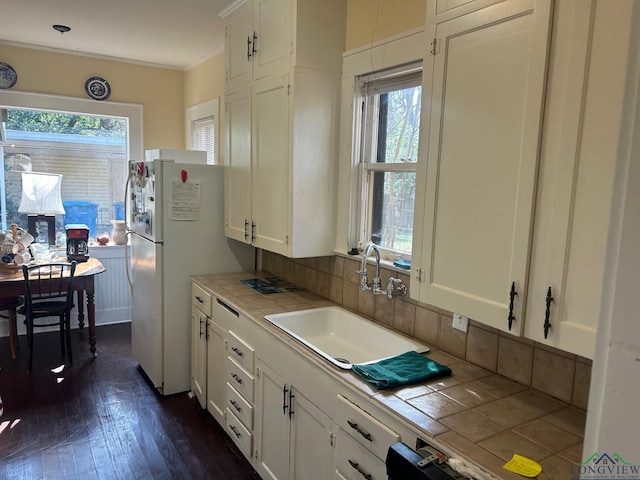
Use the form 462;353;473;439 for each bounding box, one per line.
387;277;408;299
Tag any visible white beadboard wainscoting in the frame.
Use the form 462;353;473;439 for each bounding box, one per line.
0;245;131;338
89;245;131;326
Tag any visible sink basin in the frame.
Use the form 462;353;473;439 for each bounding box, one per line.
264;306;429;369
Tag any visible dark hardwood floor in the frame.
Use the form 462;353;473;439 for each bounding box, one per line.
0;322;261;480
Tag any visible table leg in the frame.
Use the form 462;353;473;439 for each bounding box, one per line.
76;290;85;331
86;278;97;357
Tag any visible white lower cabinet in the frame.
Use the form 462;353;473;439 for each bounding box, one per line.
225;330;256;459
254;359;334;480
191;284;230;427
336;433;387;480
335;395;400;480
194;287;422;480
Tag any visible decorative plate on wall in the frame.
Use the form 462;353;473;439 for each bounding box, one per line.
85;76;111;101
0;62;18;89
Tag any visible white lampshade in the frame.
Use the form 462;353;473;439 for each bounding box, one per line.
18;172;66;215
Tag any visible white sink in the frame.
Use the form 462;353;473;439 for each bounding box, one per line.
264;306;429;369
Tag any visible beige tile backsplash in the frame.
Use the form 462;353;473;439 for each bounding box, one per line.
261;251;591;411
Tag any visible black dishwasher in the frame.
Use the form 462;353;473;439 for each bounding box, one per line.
386;442;467;480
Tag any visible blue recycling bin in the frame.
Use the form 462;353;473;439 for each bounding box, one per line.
63;201;98;238
113;201;125;221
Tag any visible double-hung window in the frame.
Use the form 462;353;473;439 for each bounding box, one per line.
355;62;422;258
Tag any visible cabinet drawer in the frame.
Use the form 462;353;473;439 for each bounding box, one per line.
225;409;252;458
227;356;254;402
226;382;253;430
227;329;255;373
336;430;387;480
191;283;212;316
336;395;400;461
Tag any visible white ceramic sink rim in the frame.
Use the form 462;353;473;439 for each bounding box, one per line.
264;306;429;369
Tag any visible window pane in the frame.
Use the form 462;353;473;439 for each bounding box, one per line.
377;86;421;164
191;115;215;164
369;170;415;253
2;108;127;240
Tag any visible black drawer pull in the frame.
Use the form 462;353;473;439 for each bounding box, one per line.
231;373;243;384
230;425;241;438
231;347;244;357
195;295;204;304
216;298;239;317
230;400;242;412
348;459;372;480
347;420;372;441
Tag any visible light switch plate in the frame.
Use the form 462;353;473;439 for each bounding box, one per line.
452;313;469;333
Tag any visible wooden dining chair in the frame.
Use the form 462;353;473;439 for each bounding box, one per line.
21;261;77;373
0;296;23;360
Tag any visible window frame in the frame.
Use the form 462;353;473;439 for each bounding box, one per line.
185;98;219;165
355;64;422;257
335;27;426;260
0;90;143;233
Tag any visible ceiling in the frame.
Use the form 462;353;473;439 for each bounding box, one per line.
0;0;233;70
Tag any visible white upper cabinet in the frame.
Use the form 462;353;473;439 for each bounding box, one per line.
224;2;254;89
224;0;345;91
222;0;346;258
412;0;631;359
523;0;630;358
412;0;553;334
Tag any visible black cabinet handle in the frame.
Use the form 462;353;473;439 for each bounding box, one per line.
231;347;244;357
508;281;518;330
288;388;294;419
252;31;257;56
230;425;241;438
230;399;242;413
348;459;372;480
231;373;243;385
544;286;554;339
347;420;372;442
198;318;204;337
282;384;288;415
247;35;252;60
195;295;204;304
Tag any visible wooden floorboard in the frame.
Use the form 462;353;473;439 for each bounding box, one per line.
0;322;261;480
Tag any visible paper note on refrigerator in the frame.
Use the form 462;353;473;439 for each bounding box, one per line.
169;179;201;220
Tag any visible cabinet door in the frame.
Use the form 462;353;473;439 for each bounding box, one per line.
255;360;290;480
225;86;253;244
253;0;293;81
225;2;253;88
206;318;227;426
289;387;333;480
191;308;207;408
252;74;290;255
412;0;552;333
524;0;622;358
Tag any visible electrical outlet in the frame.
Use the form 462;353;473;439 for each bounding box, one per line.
452;313;469;333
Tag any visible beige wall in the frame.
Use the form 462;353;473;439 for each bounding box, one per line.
346;0;425;50
0;44;185;151
184;52;226;160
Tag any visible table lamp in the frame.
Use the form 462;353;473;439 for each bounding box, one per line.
18;172;65;246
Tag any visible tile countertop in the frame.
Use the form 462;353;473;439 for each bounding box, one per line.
192;271;585;480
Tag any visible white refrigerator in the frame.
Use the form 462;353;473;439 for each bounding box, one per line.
127;151;255;395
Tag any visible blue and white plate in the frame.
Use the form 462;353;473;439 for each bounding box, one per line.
85;76;111;101
0;62;18;89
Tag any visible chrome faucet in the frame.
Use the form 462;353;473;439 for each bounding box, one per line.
357;242;384;295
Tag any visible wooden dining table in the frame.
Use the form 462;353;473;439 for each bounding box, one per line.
0;257;106;356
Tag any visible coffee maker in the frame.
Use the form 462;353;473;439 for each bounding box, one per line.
65;224;90;262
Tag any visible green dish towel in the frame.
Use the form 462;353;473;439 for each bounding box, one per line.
351;351;452;390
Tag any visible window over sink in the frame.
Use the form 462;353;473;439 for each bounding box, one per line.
354;62;422;259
